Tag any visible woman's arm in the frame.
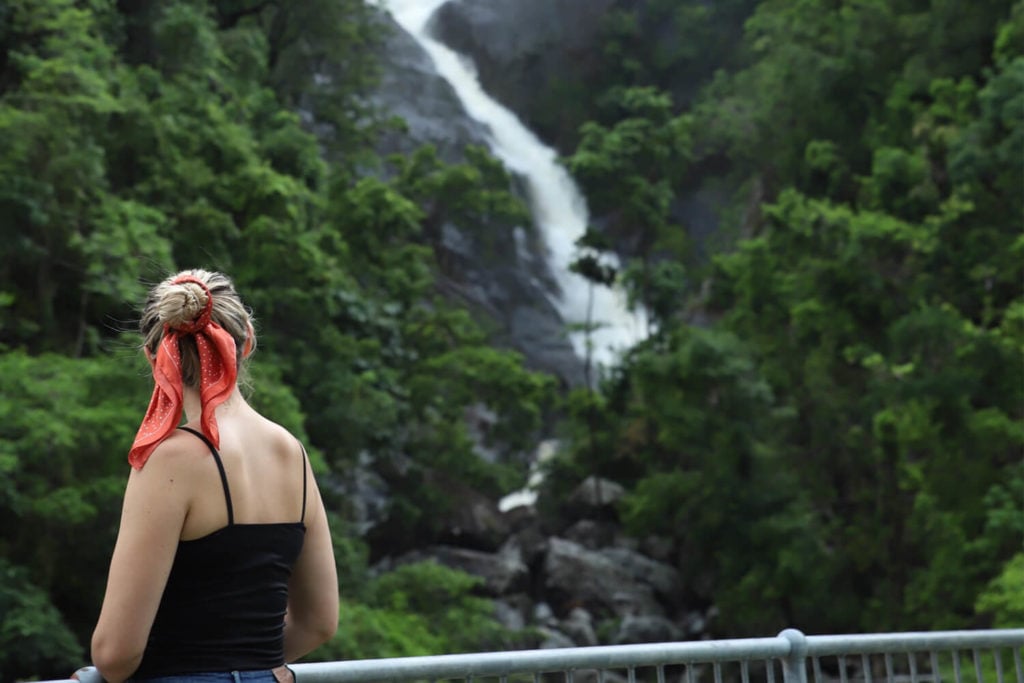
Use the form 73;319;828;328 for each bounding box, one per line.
284;458;339;662
91;443;191;683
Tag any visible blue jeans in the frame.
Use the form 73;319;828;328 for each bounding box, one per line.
132;671;279;683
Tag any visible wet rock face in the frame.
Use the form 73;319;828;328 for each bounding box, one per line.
430;0;616;146
367;8;585;387
368;11;491;163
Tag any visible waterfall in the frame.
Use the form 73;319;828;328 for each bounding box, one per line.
374;0;647;372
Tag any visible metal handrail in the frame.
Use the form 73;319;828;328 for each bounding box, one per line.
57;629;1024;683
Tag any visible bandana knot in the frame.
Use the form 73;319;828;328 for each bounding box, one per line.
128;275;238;469
172;279;214;334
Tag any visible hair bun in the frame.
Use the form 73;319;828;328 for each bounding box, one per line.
160;280;210;330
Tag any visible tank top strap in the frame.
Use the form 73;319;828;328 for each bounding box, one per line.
178;427;234;526
298;441;309;524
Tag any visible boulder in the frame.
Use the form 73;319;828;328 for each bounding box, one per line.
681;608;716;637
570;476;626;508
614;615;684;644
598;547;683;605
506;521;551;568
538;626;577;649
639;535;675;564
563;519;616;549
493;594;532;631
429;478;511;550
560;607;599;647
533;601;558;626
566;476;626;516
335;451;392;536
543;537;664;618
403;543;529;596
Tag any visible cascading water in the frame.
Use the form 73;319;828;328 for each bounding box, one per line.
373;0;647;372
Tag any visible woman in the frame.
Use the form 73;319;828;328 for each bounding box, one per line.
91;269;339;683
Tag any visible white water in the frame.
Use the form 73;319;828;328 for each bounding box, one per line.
375;0;647;370
498;439;559;512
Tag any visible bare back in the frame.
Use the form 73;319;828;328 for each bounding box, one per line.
175;408;308;541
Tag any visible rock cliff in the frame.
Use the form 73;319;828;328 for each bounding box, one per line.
431;0;615;148
368;10;585;387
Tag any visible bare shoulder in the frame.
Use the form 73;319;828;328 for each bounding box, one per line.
135;429;219;483
253;415;306;460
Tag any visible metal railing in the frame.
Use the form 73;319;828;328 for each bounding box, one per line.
62;629;1024;683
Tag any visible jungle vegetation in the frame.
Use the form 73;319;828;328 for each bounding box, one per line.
0;0;1020;679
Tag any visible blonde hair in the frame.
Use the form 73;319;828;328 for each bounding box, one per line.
140;269;256;388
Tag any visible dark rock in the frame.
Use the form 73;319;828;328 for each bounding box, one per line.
368;10;490;163
610;532;641;553
614;615;684;644
560;607;599;646
494;594;532;631
682;609;713;637
639;535;675;564
543;537;664;618
538;626;577;649
563;519;616;549
431;478;511;550
402;543;529;595
599;547;683;605
367;7;587;389
501;502;540;532
533;601;557;626
337;451;392;536
505;303;585;386
567;476;626;513
507;520;550;568
431;0;616;146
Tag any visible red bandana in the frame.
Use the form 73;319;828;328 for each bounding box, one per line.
128;276;238;469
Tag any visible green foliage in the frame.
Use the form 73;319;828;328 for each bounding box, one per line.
0;559;83;681
561;0;1023;634
569;87;691;244
566;87;695;323
391;144;531;255
318;562;514;660
0;349;144;661
975;553;1024;627
0;0;553;677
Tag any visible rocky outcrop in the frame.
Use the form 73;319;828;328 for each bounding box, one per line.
400;542;530;595
430;0;615;147
566;476;626;514
544;537;666;618
367;11;490;163
361;459;715;645
366;8;585;387
614;615;684;644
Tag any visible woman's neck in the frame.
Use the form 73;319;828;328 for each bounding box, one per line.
182;385;246;424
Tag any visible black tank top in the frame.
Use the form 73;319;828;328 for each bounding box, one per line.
131;428;308;679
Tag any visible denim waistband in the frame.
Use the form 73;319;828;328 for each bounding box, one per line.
132;670;278;683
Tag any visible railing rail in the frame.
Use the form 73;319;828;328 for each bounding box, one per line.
58;629;1024;683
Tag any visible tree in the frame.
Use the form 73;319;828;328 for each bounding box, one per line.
567;87;694;324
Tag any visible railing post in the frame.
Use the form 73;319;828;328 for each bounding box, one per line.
779;629;809;683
